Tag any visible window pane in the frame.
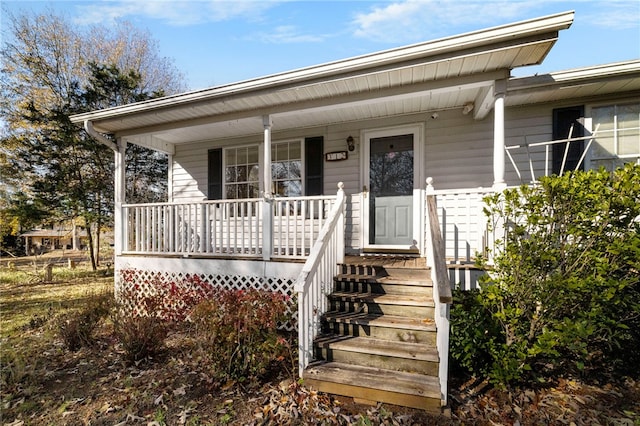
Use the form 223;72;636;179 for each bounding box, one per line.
592;106;615;158
226;185;236;199
225;149;236;166
289;160;302;179
618;104;640;156
225;166;237;183
237;184;248;199
275;143;287;161
248;146;259;163
249;164;260;181
285;180;302;197
237;147;247;165
289;142;301;159
237;165;247;182
272;162;287;180
249;182;260;198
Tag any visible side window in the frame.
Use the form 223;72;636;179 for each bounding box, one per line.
591;103;640;170
552;106;585;175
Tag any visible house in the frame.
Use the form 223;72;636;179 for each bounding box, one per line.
70;11;640;411
21;227;85;254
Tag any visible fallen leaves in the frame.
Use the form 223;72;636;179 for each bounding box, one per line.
451;376;640;425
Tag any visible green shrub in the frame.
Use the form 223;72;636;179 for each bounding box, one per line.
449;288;501;378
190;288;292;383
471;164;640;386
57;289;113;351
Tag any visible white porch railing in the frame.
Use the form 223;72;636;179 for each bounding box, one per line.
294;183;346;376
122;195;336;260
427;183;494;264
424;184;453;407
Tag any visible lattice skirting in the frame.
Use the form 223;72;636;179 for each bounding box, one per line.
116;262;298;330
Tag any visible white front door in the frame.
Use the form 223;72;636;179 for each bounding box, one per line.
363;125;422;251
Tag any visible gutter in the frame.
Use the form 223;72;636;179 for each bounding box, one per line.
84;120;118;152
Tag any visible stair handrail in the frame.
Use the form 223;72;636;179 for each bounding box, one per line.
425;178;453;408
294;182;346;376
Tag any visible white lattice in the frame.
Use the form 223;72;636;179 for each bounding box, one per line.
117;268;296;329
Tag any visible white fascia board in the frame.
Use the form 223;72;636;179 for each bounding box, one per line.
70;11;574;126
509;59;640;92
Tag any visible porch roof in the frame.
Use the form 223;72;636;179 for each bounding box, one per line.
70;11;575;153
506;60;640;105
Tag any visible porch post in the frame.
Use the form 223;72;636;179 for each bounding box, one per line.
262;115;273;260
493;79;507;190
114;138;127;255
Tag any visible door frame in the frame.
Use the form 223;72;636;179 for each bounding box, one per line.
360;123;424;252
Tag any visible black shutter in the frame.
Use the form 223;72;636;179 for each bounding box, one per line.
305;136;323;195
552;106;585;175
207;148;222;200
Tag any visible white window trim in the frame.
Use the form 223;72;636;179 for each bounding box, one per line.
222;139;305;199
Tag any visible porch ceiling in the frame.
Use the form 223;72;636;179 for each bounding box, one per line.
70;11;576;152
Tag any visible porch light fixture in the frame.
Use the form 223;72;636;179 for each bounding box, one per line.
462;102;475;115
346;135;355;151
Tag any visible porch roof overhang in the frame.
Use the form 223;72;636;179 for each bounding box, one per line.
506;59;640;106
70;11;576;153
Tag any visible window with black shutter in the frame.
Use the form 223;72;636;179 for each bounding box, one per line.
207;137;323;200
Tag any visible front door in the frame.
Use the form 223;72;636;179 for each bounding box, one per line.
363;126;421;250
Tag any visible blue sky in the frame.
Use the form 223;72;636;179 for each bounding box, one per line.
3;0;640;91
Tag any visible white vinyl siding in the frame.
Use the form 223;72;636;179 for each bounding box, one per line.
169;96;638;252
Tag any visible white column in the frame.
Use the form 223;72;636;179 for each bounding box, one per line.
493;80;507;190
262;115;273;260
114;138;127;255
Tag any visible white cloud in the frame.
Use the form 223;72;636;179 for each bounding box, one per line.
581;1;640;30
74;0;280;26
352;0;542;43
257;25;325;43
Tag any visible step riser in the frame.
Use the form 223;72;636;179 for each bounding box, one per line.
323;322;436;345
335;281;433;297
330;300;434;319
315;347;439;376
303;377;441;412
340;265;379;276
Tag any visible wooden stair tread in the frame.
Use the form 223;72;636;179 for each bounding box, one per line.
315;335;438;362
330;292;434;307
323;312;436;331
343;256;427;269
335;274;432;286
304;361;440;400
375;275;431;286
334;273;377;282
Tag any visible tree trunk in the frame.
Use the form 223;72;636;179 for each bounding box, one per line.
84;220;97;271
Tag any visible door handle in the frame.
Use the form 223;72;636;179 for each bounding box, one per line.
363;185;368;198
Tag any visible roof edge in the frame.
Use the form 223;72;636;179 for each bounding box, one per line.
509;59;640;91
71;10;575;125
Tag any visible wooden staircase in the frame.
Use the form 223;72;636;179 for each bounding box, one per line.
302;256;443;412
